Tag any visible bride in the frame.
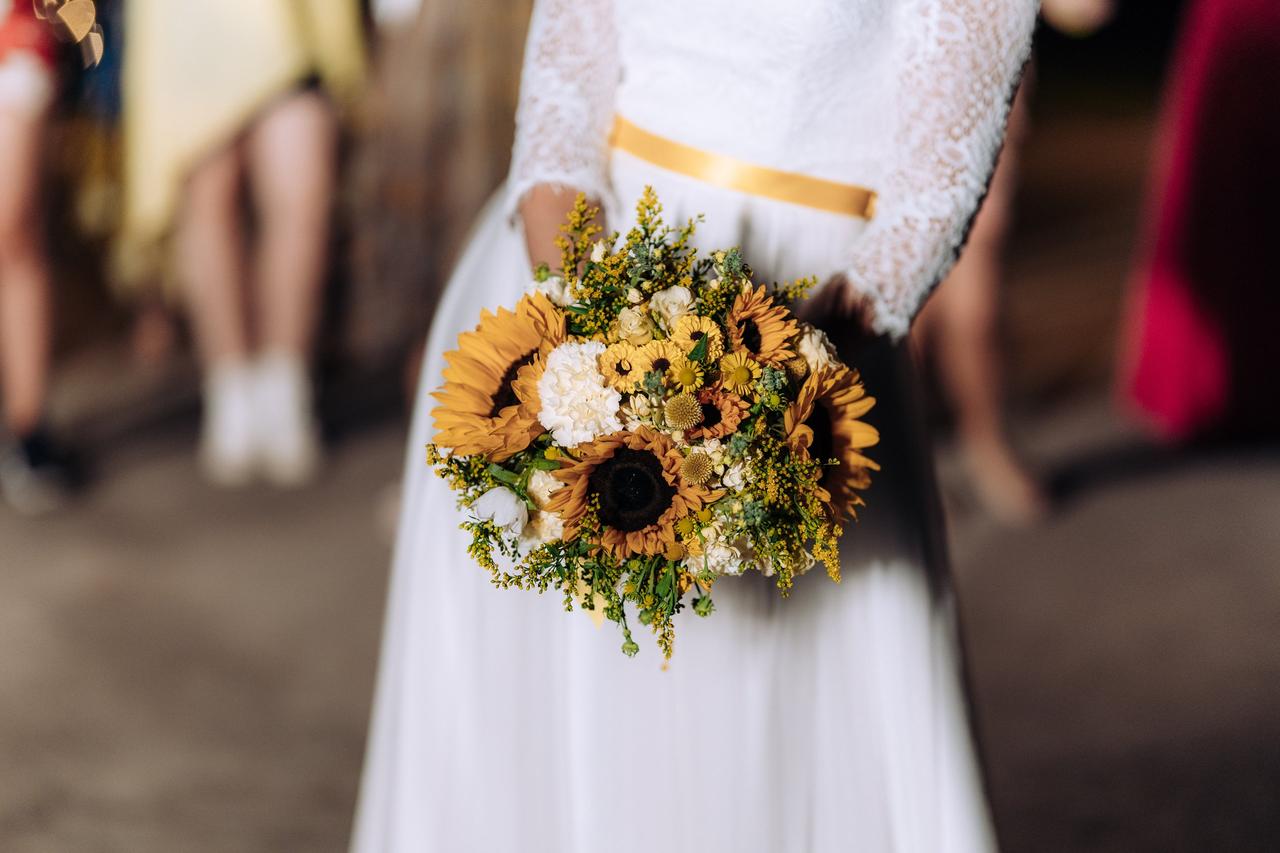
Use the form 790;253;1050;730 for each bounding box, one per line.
353;1;1035;851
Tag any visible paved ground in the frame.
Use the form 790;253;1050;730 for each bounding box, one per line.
0;422;401;852
2;393;1277;852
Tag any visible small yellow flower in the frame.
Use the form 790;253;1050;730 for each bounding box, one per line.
719;351;762;395
669;358;705;392
672;315;724;362
599;342;645;390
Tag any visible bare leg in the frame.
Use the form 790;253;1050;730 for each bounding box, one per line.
177;142;259;485
0;104;53;437
246;90;336;357
241;90;336;486
913;90;1046;524
177;143;250;366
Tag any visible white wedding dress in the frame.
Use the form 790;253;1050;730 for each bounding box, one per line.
352;2;1036;851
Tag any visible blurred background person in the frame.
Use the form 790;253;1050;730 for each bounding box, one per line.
1120;0;1280;444
912;0;1115;525
121;0;364;487
0;0;77;513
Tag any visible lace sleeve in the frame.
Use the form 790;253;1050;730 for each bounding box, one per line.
844;0;1038;339
506;0;619;217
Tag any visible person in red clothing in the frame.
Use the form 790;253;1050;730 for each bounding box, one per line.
1120;0;1280;443
0;0;78;514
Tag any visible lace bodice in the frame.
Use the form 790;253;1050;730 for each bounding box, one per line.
509;0;1037;338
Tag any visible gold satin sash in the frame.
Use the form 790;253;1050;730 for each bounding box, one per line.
609;116;878;220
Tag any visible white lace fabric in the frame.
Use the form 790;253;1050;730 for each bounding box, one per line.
506;0;619;219
508;0;1038;339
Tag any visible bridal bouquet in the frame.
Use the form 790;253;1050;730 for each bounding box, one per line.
428;189;878;658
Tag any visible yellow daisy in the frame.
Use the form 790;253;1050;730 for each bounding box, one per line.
671;315;725;362
431;293;566;461
599;342;645;391
668;358;705;392
638;339;682;378
718;351;762;396
784;366;880;523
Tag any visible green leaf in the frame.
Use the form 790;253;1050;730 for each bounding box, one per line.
687;334;708;363
486;464;521;486
526;457;561;471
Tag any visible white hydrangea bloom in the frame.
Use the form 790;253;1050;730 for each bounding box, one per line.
649;285;693;332
537;341;623;447
797;324;839;373
722;462;747;490
471;486;529;537
704;541;746;576
621;394;653;431
526;274;572;306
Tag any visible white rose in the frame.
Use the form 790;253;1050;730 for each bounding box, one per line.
616;306;654;345
797;325;839;373
527;469;564;510
471;487;529;537
649;285;694;332
527;274;571;307
626;287;644;304
537;342;624;447
590;240;607;263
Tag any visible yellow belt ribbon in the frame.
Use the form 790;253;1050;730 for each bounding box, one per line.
609;116;878;220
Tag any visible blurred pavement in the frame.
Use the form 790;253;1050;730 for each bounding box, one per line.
2;395;1276;851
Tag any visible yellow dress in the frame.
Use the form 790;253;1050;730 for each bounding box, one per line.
121;0;365;287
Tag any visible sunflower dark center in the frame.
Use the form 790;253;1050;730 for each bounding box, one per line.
741;319;763;354
807;402;835;483
689;330;705;341
700;402;723;429
489;351;536;417
589;447;675;532
651;357;671;373
614;358;633;375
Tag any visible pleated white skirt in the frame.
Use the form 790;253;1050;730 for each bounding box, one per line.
351;153;996;852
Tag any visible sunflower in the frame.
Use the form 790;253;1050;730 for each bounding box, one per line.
784;366;880;523
726;285;799;364
431;293;566;461
599;342;645;391
671;314;725;362
688;387;750;441
548;427;722;557
719;351;762;396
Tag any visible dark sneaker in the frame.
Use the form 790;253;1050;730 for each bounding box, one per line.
0;429;83;516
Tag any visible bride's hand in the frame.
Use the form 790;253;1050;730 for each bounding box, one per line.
519;184;605;272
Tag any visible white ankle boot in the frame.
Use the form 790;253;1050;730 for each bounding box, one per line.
199;362;257;487
251;351;322;487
